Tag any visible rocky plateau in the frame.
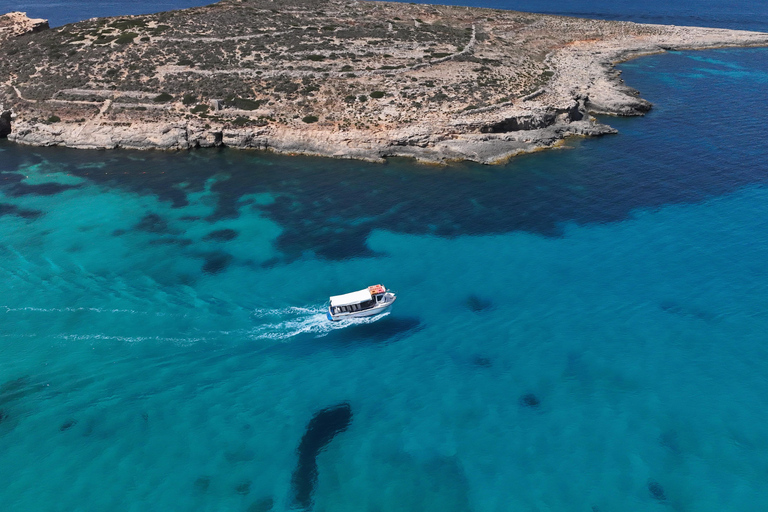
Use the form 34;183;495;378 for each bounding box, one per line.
1;0;767;164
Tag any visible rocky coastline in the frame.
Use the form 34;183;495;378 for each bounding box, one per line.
1;2;767;164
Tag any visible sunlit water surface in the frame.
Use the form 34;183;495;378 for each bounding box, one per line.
1;2;768;511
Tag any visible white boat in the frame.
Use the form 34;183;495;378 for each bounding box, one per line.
327;284;396;321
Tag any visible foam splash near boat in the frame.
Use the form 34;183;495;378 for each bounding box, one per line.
249;305;390;341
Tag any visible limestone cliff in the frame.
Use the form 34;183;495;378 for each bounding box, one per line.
0;12;49;41
0;1;766;164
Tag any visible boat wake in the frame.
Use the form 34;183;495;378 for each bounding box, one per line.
1;305;183;317
249;305;389;341
56;333;207;345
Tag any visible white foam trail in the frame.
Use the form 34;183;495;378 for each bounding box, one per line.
21;306;389;346
1;306;183;316
251;305;326;318
56;333;207;345
249;306;390;341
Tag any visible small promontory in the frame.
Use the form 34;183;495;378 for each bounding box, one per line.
1;1;767;163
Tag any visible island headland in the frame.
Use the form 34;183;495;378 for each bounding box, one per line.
1;0;767;164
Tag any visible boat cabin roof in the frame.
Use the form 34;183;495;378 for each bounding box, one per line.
330;289;371;307
329;284;385;307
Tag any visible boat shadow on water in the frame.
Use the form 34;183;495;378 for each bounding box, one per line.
265;315;424;358
323;315;423;347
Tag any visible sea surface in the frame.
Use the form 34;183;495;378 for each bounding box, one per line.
2;1;768;511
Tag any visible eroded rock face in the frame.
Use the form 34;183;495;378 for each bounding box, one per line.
0;12;49;42
0;12;49;138
0;109;12;137
0;2;766;164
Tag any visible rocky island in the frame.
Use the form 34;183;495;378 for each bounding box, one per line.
1;0;767;164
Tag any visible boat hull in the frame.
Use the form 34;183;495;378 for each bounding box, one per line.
327;294;396;321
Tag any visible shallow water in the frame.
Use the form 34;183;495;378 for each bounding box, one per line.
2;2;768;511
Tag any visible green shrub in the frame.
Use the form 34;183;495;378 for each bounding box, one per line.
224;97;263;110
302;115;318;123
92;35;116;45
178;58;194;66
358;95;368;102
370;91;385;99
182;93;197;105
343;94;356;103
153;92;173;103
110;19;147;30
115;32;138;45
306;54;325;62
273;80;299;94
232;116;250;126
47;115;61;123
340;64;353;72
191;104;209;114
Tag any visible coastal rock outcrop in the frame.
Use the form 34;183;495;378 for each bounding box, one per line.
1;1;767;164
0;108;12;138
0;12;49;41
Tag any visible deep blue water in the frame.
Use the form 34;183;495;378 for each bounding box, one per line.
2;1;768;512
0;0;211;27
393;0;768;31
3;0;768;30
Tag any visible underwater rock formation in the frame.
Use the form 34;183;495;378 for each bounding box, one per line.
291;402;353;509
648;480;666;501
520;393;541;408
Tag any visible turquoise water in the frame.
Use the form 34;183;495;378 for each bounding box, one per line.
2;30;768;512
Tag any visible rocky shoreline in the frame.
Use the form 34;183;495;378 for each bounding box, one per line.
1;2;768;164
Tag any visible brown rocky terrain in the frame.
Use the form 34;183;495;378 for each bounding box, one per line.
1;0;767;163
0;11;48;39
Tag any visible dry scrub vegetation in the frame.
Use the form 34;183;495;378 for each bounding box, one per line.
0;0;668;131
